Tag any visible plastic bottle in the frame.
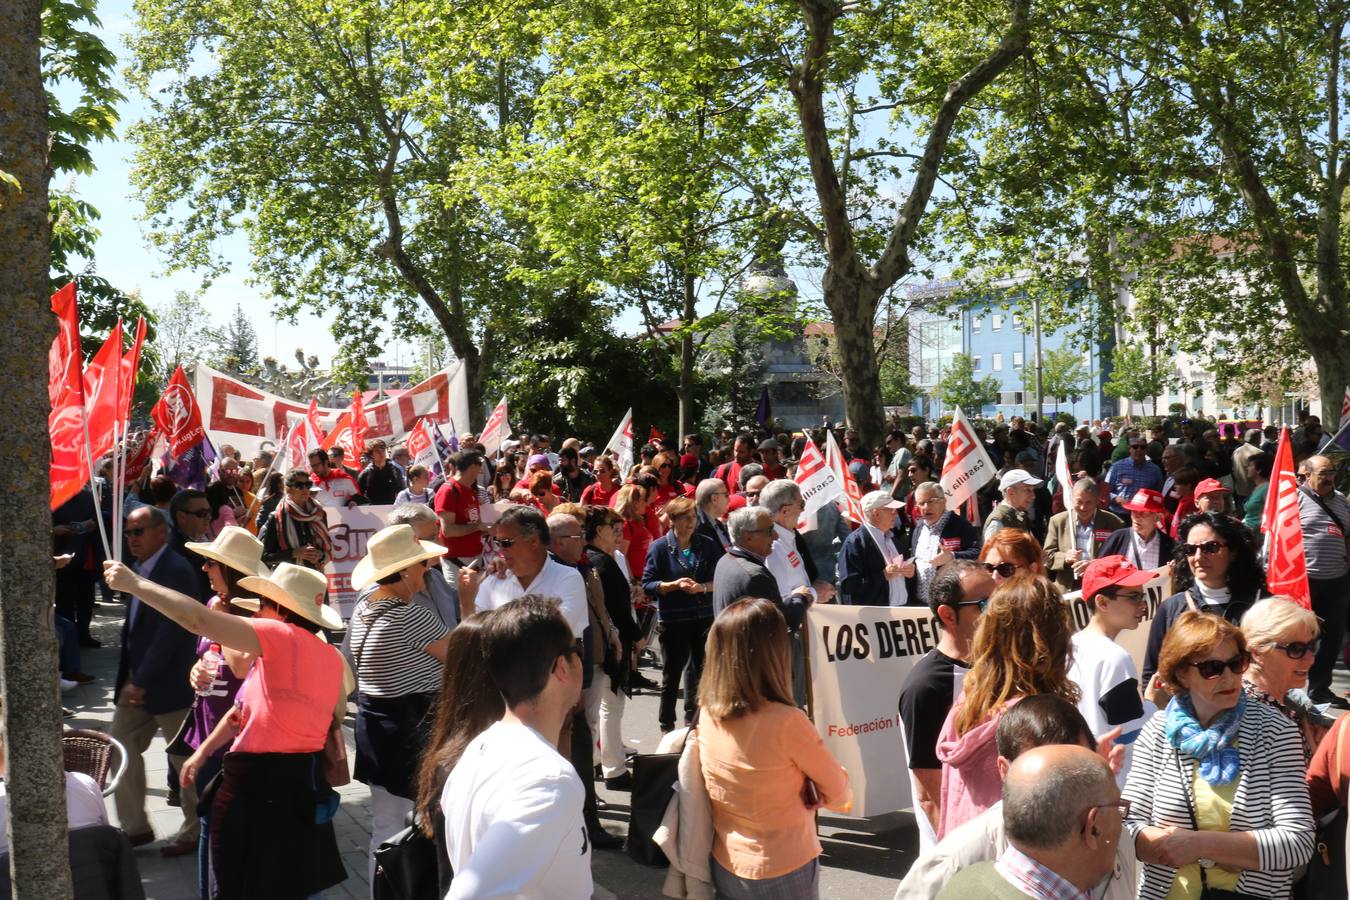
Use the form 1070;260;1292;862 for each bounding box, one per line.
198;642;224;696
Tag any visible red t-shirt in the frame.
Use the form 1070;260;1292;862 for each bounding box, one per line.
435;479;484;558
580;481;617;507
623;518;652;582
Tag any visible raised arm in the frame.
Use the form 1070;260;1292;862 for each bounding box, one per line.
104;560;261;656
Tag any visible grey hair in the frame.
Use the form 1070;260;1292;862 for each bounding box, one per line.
756;479;801;516
913;481;945;501
736;463;764;490
1071;477;1098;496
1002;752;1114;849
727;507;771;545
498;505;550;546
546;512;582;536
385;504;438;528
695;478;726;508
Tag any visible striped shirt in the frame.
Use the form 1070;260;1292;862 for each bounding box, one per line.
348;596;449;698
1297;487;1350;579
1121;702;1315;900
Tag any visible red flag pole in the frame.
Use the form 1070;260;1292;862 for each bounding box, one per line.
79;407;112;561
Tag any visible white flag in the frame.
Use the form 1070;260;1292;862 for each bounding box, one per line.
793;436;840;533
478;397;510;458
284;419;312;471
825;431;865;524
1340;385;1350;431
406;418;444;478
604;409;635;477
939;407;996;510
1054;430;1076;552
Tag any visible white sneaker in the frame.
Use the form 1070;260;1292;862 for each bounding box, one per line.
60;678;78;692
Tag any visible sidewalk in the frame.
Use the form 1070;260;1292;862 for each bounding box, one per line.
65;601;912;899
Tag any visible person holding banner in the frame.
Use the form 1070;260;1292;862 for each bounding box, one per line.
935;575;1080;839
308;449;362;509
697;597;852;898
1123;612;1314;900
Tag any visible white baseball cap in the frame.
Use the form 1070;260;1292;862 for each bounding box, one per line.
999;469;1044;491
860;490;902;512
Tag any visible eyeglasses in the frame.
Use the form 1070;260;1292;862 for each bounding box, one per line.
124;527;156;537
287;481;312;490
745;491;761;499
185;508;212;519
1110;590;1148;606
954;599;989;613
497;537;535;548
1274;640;1320;660
1184;652;1251;679
659;463;673;470
1088;798;1132;818
1180;540;1227;557
982;562;1020;578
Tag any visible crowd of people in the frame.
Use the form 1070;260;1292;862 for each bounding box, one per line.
44;410;1350;899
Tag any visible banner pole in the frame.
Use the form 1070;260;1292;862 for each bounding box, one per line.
244;425;288;529
80;411;112;561
112;419;123;563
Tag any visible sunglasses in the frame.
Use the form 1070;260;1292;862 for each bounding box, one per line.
1274;640;1320;660
497;537;534;548
287;481;312;489
954;599;989;613
982;562;1020;578
185;509;212;519
1184;652;1250;679
1180;540;1227;557
124;527;156;537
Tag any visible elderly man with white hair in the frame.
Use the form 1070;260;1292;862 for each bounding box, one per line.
1043;477;1123;591
907;482;982;604
983;469;1042;542
838;490;913;606
757;479;836;606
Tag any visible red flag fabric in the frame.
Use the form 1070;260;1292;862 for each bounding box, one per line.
825;431;864;524
321;411;352;452
349;390;369;460
286;418;313;471
649;426;665;443
151;365;208;458
82;320;123;461
117;316;147;428
305;398;328;446
49;283;89;508
1261;427;1312;608
121;427;159;485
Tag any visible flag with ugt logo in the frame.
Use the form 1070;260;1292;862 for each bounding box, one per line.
406;418;444;478
794;435;840;533
940;407;996;511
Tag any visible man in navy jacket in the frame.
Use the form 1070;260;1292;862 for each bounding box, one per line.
110;505;204;853
839;491;914;606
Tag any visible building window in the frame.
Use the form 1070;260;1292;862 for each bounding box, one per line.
992;353;1002;371
972;317;982;332
992;314;1004;331
1013;351;1024;368
1014;391;1024;405
973;356;982;370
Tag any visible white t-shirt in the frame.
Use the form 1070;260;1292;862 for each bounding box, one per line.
0;772;107;852
1069;630;1153;785
441;720;591;900
475;558;588;639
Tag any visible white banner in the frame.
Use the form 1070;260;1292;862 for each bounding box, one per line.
193;361;470;458
323;503;397;618
478;397;510;458
939;407;996;510
806;569;1171;818
604;409;634;476
794;436;839;534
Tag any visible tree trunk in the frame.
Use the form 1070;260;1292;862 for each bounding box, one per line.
0;0;76;894
827;280;884;446
677;270;695;442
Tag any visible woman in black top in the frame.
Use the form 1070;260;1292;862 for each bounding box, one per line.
259;470;332;571
585;505;643;781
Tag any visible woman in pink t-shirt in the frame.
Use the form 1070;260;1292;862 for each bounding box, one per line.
105;558;350;899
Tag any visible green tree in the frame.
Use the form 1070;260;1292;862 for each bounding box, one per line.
203;305;261;379
936;353;1001;415
1103;343;1168;417
1;0;76;891
154;291;208;380
1021;347;1090;413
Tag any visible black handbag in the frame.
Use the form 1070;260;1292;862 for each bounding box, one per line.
1296;716;1349;900
626;723;699;867
372;820;442;900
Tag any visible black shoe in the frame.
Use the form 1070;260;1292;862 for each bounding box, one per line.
604;772;633;791
593;763;603;779
1311;689;1350;710
166;786;181;808
629;673;660;692
587;823;624;850
78;636;101;649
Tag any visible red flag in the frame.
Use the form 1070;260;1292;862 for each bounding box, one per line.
305;398;327;446
321;411;351;452
49;283;89;508
117;316;147;428
1261;427;1311;608
825;431;864;524
82;320;124;460
349;390;369;460
151;365;208;457
286;418;313;471
649;426;665;443
121;427;159;485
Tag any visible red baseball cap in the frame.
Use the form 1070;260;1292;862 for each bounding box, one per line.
1121;489;1166;515
1082;555;1155;601
727;493;748;512
1194;478;1230;497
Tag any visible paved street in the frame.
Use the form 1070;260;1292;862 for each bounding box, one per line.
66;601;918;899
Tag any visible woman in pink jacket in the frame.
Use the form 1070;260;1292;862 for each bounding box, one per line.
935;574;1080;839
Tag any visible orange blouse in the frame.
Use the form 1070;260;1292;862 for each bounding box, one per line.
698;702;852;880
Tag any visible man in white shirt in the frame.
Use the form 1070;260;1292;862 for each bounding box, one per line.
442;596;592;899
757;479;835;606
464;506;587;638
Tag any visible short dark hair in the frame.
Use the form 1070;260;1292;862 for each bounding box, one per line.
169;489;207;519
995;694;1096;760
450;450;483;472
927;559;983;618
1248;452;1274;480
497;505;550;546
559;446;578;461
483;596;577;706
407;464;429;480
307;448;329;464
368;439;387;453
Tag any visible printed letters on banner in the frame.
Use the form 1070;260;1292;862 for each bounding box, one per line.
794;436;839;533
324;504;396;618
939;407;996;510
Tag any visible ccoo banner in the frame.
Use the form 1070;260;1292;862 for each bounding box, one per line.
193;362;470;458
805;569;1171;818
323;504;396;618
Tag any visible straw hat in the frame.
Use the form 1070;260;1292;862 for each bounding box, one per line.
350;524;447;591
185;526;270;578
234;563;344;631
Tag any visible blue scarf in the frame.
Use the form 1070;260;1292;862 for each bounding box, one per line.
1164;692;1245;785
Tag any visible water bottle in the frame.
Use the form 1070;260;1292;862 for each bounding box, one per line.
198;643;224;696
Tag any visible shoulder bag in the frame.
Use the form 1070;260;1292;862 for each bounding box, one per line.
1296;716;1349;900
1173;750;1264;900
373;816;444;900
627;716;699;867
